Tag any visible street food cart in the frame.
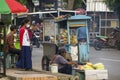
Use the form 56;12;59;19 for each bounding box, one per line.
41;14;91;70
41;18;57;71
55;15;91;64
41;11;76;71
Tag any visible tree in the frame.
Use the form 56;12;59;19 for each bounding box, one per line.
64;0;85;10
18;0;27;5
18;0;34;12
26;0;35;12
104;0;120;27
73;0;83;10
67;0;75;10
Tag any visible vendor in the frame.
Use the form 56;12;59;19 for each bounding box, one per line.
77;26;87;42
50;46;77;74
30;21;39;32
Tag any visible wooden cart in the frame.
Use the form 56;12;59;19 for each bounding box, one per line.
55;15;91;64
42;15;91;71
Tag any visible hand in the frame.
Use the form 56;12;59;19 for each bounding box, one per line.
72;62;78;65
73;62;79;68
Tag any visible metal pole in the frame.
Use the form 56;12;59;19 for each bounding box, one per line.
86;20;89;62
93;0;96;33
67;21;70;52
3;25;6;76
57;10;60;17
43;21;45;42
99;15;101;36
0;14;1;20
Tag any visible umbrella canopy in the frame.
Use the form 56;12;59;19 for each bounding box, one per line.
0;0;28;14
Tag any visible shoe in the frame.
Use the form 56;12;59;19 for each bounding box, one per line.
15;66;23;70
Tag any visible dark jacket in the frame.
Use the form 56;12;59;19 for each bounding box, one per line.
6;32;15;53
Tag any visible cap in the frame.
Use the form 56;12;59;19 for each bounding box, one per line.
59;48;66;53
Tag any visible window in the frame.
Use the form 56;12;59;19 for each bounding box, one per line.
101;19;118;28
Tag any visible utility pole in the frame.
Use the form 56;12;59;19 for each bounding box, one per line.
105;4;108;36
93;0;96;32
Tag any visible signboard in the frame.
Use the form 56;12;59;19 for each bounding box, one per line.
69;21;86;27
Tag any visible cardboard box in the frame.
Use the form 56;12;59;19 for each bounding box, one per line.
85;70;108;80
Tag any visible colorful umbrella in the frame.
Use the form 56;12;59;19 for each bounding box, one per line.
0;0;28;14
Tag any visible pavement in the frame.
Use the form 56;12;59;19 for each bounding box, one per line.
0;77;9;80
0;45;43;80
26;45;120;80
32;45;43;71
1;45;120;80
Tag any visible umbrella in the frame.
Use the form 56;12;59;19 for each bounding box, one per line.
0;0;28;14
0;0;28;76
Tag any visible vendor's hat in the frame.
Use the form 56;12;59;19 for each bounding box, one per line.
59;48;66;53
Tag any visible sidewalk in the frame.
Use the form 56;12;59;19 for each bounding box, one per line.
1;46;43;80
0;77;9;80
3;68;78;80
32;45;43;70
0;46;79;80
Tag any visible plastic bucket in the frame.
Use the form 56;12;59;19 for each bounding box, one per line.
50;64;58;73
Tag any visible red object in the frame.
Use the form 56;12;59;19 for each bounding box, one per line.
28;29;33;41
19;26;25;48
6;0;28;13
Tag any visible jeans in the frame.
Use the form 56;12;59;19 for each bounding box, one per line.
9;48;21;62
58;64;72;74
9;48;20;55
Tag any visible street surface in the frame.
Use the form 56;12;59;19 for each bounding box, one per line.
32;45;120;80
90;47;120;80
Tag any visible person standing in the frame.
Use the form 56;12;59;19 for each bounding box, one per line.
77;26;87;42
16;18;32;70
77;26;89;63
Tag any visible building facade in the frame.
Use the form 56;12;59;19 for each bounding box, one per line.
86;0;119;37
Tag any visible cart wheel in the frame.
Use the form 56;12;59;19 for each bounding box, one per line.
42;56;50;71
94;40;102;50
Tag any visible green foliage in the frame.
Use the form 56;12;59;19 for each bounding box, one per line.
104;0;120;18
63;0;83;10
73;0;82;9
104;0;120;11
1;14;11;25
63;0;68;3
17;0;27;5
104;0;120;26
